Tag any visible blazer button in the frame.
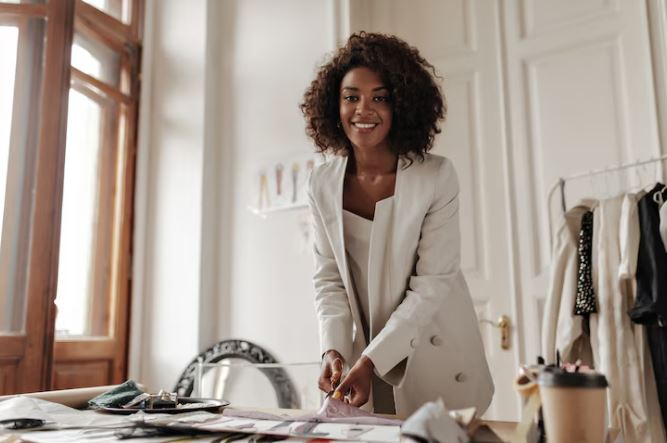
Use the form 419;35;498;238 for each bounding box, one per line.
410;338;418;348
430;335;442;346
455;372;466;383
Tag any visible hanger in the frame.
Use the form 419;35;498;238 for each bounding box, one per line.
547;154;667;250
653;184;667;207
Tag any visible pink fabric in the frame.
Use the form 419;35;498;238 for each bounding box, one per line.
223;398;402;426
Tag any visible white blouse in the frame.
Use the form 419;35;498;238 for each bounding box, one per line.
343;196;395;343
343;196;396;413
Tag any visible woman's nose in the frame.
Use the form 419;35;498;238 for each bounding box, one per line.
355;97;372;114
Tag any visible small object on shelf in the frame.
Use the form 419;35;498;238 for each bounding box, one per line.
258;171;270;209
249;154;321;217
275;163;284;196
291;162;300;203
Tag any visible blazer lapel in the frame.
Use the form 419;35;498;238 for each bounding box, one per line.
367;157;408;337
321;156;367;348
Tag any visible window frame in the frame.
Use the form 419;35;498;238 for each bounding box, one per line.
0;0;142;393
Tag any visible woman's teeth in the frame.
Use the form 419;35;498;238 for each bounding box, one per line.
353;123;377;129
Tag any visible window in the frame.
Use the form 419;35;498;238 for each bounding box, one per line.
0;12;46;337
81;0;130;24
0;0;142;394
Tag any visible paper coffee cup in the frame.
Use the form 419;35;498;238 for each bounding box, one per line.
538;369;608;443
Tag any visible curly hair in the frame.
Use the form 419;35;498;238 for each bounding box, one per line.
301;31;446;161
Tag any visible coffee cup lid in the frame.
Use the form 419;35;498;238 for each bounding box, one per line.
538;369;608;388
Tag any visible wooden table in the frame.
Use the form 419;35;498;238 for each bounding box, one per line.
1;388;518;442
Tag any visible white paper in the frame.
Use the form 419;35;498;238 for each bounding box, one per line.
145;412;401;442
402;399;469;443
1;397;403;442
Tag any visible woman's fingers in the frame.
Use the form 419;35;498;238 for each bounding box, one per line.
318;359;333;392
345;384;368;407
318;377;331;392
319;353;348;393
331;357;343;386
350;390;368;407
335;376;349;396
334;369;370;406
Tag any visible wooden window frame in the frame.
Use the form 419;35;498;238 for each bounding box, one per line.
0;12;45;334
0;0;142;393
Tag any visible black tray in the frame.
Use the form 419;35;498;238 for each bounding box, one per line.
100;397;229;414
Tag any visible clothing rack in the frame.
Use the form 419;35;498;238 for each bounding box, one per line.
547;154;667;248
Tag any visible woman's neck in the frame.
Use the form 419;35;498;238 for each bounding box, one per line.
348;147;398;176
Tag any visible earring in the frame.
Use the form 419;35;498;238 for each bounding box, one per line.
336;120;342;128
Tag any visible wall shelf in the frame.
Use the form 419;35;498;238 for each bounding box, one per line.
247;203;308;219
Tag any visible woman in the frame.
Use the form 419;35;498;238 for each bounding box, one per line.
301;32;494;416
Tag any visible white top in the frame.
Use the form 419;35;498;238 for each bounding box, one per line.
343;197;394;342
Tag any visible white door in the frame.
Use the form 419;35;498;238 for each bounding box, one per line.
336;0;660;421
502;0;661;364
346;0;520;420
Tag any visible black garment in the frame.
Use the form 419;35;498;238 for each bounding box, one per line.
646;325;667;431
574;210;597;315
629;183;667;325
629;183;667;430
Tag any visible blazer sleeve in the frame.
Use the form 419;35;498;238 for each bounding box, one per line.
308;171;354;363
362;158;462;384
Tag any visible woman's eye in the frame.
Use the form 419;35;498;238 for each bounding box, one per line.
374;96;390;102
343;96;358;102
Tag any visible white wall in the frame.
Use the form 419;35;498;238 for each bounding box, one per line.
133;0;336;391
218;0;332;364
132;0;207;391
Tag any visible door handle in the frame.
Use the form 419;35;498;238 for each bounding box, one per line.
479;315;511;350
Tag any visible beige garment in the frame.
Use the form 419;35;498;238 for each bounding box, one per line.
545;194;663;443
590;195;651;443
309;154;493;416
541;200;596;365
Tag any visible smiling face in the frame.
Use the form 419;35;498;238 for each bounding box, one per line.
339;67;393;153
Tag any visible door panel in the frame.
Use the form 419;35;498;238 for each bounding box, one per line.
355;0;519;420
0;0;75;394
344;0;660;421
52;0;142;390
52;361;110;389
503;0;661;363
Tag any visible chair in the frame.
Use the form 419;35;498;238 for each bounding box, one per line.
174;339;306;409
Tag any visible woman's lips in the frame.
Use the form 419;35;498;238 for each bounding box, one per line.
351;122;378;132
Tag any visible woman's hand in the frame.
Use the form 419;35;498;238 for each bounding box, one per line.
319;350;345;394
335;355;374;407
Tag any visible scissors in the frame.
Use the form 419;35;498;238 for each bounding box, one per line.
326;380;340;399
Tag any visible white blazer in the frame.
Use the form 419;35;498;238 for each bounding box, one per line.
308;153;494;415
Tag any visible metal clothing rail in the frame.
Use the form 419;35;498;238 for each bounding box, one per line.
547;154;667;248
